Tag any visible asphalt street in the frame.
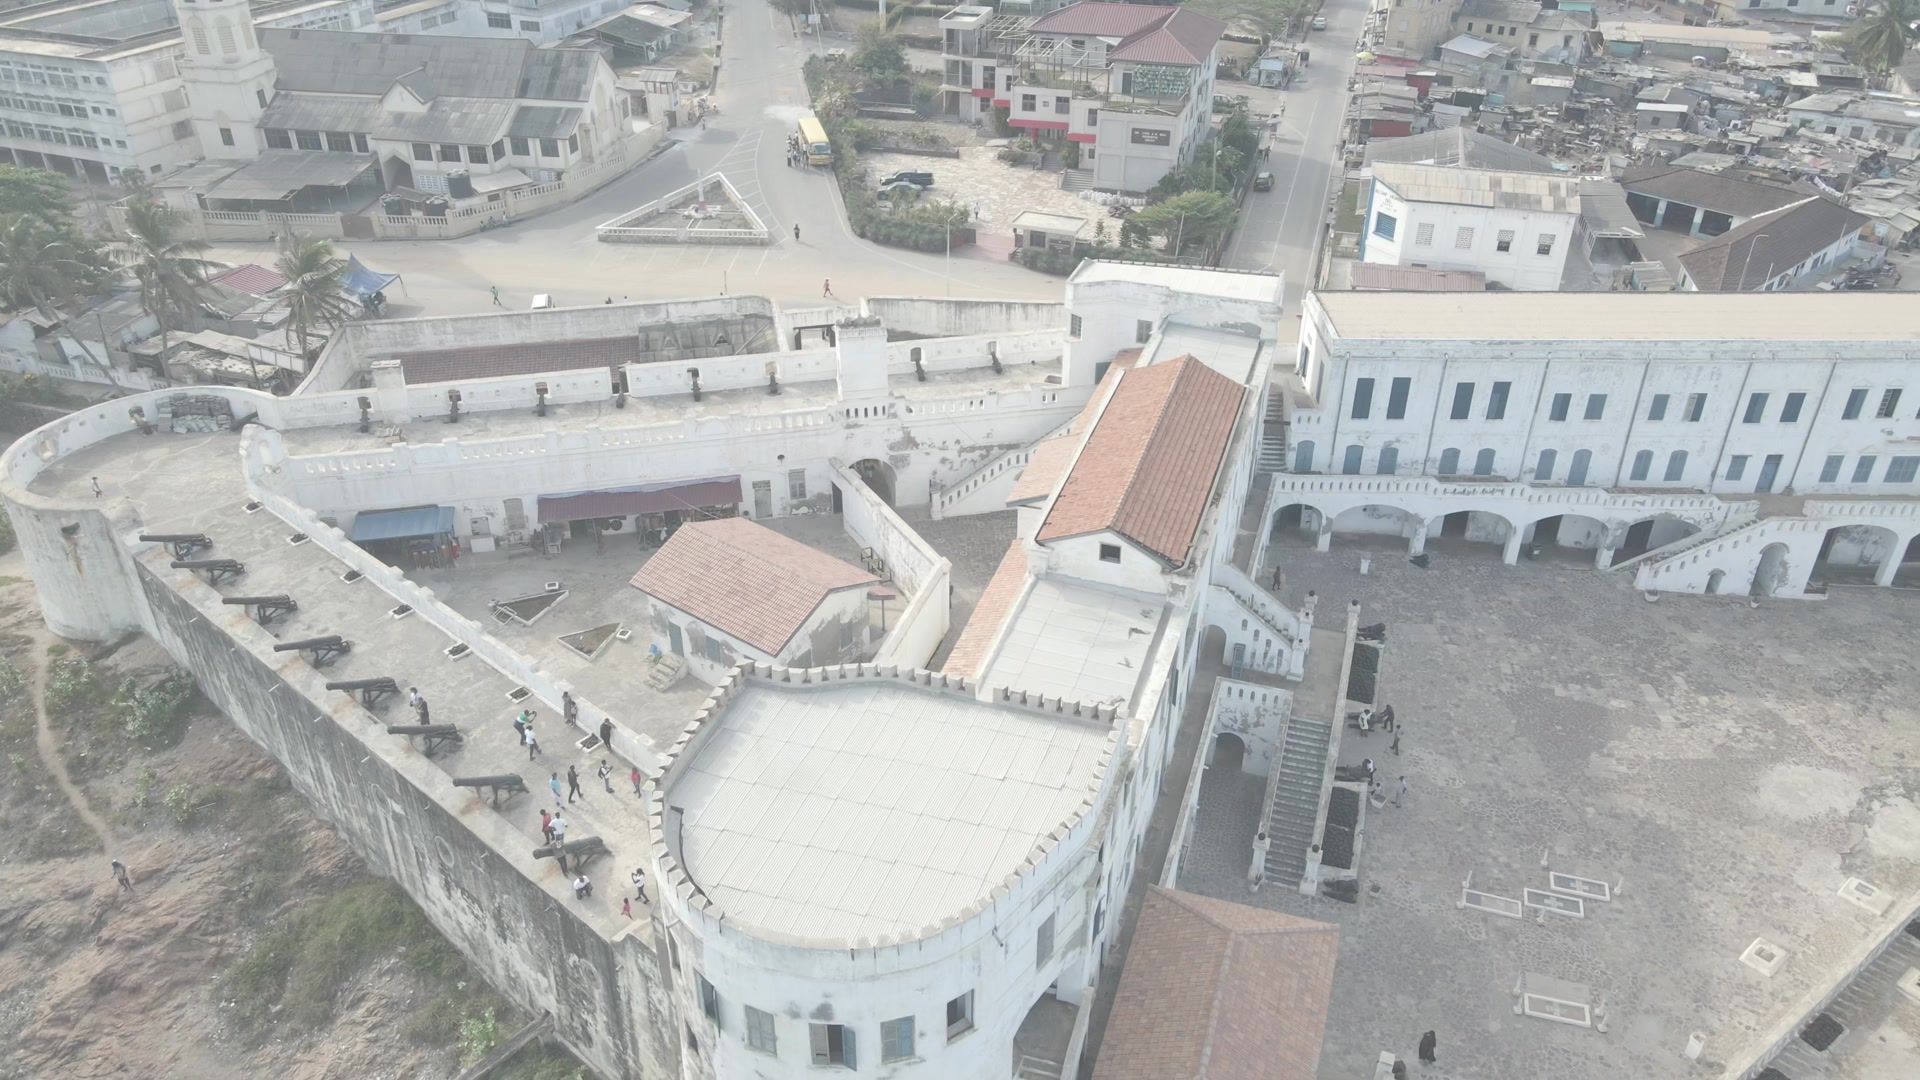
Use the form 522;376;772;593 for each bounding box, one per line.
201;0;1364;319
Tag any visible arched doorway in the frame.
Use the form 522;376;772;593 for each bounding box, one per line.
1812;524;1901;585
1208;731;1247;770
382;154;413;191
1705;568;1726;594
1610;514;1700;567
1750;543;1790;597
1329;504;1417;549
851;458;896;504
1268;503;1323;545
1522;513;1608;565
1430;510;1512;558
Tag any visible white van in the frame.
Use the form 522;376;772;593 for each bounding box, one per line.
531;294;555;310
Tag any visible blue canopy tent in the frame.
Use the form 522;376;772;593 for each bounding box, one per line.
349;505;456;569
344;255;404;300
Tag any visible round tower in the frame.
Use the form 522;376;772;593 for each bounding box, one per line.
174;0;278;160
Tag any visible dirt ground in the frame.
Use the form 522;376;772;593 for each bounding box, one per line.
0;551;581;1080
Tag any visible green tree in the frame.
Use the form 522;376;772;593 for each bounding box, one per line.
1847;0;1919;74
1126;190;1240;255
273;232;355;364
115;200;216;376
0;215;88;321
0;165;84;228
851;24;908;83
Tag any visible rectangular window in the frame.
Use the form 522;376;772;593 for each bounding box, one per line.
568;133;579;153
468;145;489;163
1820;455;1844;483
1373;212;1397;240
354;133;370;153
881;1017;915;1062
1021;93;1036;110
1584;394;1606;420
257;88;268;108
1537;233;1556;255
1496;229;1514;252
1455;226;1474;248
296;130;323;150
1098;543;1120;563
520;19;541;30
1685;393;1707;422
491;139;506;159
218;126;234;146
1877;388;1903;418
1549;393;1570;421
1087;108;1098;125
1414;222;1434;245
440;143;461;161
745;1006;777;1054
1630;452;1651;481
1054;96;1069;115
1386;376;1410;419
809;1023;855;1068
540;138;560;157
1450;381;1474;420
1886;456;1920;483
1135;319;1152;344
510;136;530;156
1036;912;1055;968
323;131;350;152
1780;392;1805;423
1843;387;1868;419
946;992;975;1041
1743;392;1768;424
697;974;720;1024
488;11;512;28
1487;381;1510;420
788;469;807;500
1069;314;1082;337
1351;377;1375;419
1726;455;1748;482
1853;456;1878;483
1648;393;1669;422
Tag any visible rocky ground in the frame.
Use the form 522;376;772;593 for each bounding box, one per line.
0;551;584;1080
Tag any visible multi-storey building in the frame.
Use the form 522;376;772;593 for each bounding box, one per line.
1273;291;1920;596
939;0;1222;193
1379;0;1460;61
1360;162;1583;291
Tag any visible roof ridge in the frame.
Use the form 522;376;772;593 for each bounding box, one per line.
1107;357;1192;538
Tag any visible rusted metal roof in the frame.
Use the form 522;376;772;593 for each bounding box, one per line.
537;476;741;523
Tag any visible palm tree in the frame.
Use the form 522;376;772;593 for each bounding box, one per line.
115;200;217;377
1849;0;1919;75
272;233;356;366
0;214;115;382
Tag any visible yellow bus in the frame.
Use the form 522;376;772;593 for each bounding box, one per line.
797;116;831;166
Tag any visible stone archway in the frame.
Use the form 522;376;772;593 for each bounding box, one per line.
1750;543;1791;597
1327;504;1419;550
851;458;896;504
1426;509;1512;560
1208;731;1247;770
1610;514;1701;567
1520;512;1609;566
1268;502;1325;547
1813;524;1903;586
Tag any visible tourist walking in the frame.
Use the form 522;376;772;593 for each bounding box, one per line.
1394;776;1408;807
1418;1030;1437;1065
598;760;614;793
793;223;801;242
631;867;648;902
621;897;632;919
415;694;430;724
549;772;563;806
110;859;133;892
597;717;613;749
524;725;540;760
630;766;644;796
490;285;503;307
822;278;833;298
91;477;102;497
567;764;583;803
550;814;568;843
540;809;554;843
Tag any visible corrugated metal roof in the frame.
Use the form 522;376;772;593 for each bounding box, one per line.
350;505;454;542
1364;127;1557;174
1677;197;1868;291
1029;3;1223;66
507;105;583;139
629;517;873;654
1348;263;1488;291
259;28;597;103
203;151;376;201
1371;161;1582;213
538;477;742;523
207;264;288;296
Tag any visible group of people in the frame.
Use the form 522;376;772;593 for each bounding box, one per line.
783;132;810;169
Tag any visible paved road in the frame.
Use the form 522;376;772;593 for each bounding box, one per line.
202;0;1360;319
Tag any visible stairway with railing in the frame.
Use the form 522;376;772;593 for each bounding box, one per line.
1260;713;1334;885
1257;385;1290;473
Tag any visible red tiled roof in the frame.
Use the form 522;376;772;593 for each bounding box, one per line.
629;518;877;655
1091;887;1339;1080
537;476;742;523
207;263;288;296
1030;3;1224;66
941;538;1027;678
1006;348;1140;507
1037;356;1244;567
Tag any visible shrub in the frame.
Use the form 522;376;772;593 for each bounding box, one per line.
113;668;196;745
460;1007;503;1064
164;781;198;826
45;656;101;713
0;508;14;556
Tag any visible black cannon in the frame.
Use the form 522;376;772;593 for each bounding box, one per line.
222;595;298;626
534;835;609;874
171;559;244;586
140;533;212;559
326;676;398;711
272;635;351;668
454;774;528;806
386;723;464;756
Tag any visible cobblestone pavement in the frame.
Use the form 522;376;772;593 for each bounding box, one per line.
857;146;1121;238
1176;544;1920;1080
900;508;1016;668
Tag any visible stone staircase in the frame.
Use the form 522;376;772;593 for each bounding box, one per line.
1260;714;1333;885
1257;386;1289;472
1757;920;1920;1078
1060;168;1095;192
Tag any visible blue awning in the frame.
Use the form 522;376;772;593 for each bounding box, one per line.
344;255;401;300
350;505;454;542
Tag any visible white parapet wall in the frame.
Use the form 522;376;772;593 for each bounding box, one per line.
595;173;771;244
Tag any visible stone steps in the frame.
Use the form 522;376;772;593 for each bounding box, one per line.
1262;715;1332;882
1060;168;1094;192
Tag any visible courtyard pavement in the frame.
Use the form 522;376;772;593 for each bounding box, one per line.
1177;541;1920;1080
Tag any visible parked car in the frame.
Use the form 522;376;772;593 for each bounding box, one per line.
878;170;935;190
824;48;847;62
1254;171;1275;191
1311;14;1327;29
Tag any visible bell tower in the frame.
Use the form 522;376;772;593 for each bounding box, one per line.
174;0;278;160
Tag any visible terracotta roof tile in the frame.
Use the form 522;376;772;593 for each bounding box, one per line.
1092;887;1339;1080
207;263;288;296
941;539;1027;677
1036;357;1244;567
1031;3;1225;67
1007;350;1140;506
629;518;877;655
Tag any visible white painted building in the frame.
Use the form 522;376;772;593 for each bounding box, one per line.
1274;290;1920;597
1361;162;1582;291
1787;91;1920;148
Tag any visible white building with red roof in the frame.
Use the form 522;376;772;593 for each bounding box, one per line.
938;1;1223;192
